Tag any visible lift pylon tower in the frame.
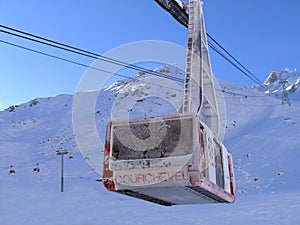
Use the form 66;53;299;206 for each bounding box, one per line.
279;79;291;106
155;0;220;138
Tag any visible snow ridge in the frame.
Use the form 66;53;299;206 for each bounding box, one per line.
264;68;300;99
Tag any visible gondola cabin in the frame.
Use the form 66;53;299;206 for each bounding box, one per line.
102;114;235;206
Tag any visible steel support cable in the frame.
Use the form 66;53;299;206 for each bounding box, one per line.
207;33;264;85
0;39;129;78
216;88;266;98
0;33;266;92
0;39;183;92
1;24;266;88
1;38;267;100
0;25;184;83
208;42;267;90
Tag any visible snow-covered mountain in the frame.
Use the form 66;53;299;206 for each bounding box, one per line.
263;68;300;100
1;68;300;225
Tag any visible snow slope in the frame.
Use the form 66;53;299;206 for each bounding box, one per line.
1;69;300;225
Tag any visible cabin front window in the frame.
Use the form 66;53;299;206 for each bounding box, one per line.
111;117;193;160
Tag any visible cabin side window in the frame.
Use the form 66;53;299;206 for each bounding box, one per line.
214;140;224;189
199;126;209;179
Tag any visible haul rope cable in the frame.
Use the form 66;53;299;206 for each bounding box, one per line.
0;24;265;88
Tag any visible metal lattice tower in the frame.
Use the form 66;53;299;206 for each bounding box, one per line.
279;79;291;106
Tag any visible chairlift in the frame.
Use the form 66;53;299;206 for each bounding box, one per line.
84;154;89;161
33;163;40;173
69;153;74;160
9;165;15;176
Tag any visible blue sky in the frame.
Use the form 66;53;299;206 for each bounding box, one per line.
0;0;299;110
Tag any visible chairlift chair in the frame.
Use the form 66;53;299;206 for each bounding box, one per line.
9;165;15;176
69;153;74;160
33;163;40;173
